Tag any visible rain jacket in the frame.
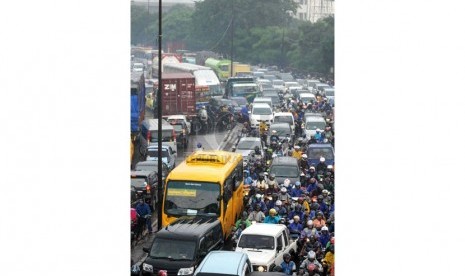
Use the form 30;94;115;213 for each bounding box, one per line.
291;187;304;197
319;233;331;248
135;202;151;217
280;261;296;275
248;211;265;222
264;214;281;224
288;222;303;234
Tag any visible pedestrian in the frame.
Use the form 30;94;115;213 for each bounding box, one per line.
135;198;153;234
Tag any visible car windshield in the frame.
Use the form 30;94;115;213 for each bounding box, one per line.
147;149;170;158
274;116;293;124
238;234;274;250
270;126;291;136
149;238;196;260
270;165;300;178
307;148;335;160
237;140;261;150
253;107;272;115
273;80;284;86
305;121;326;130
164;181;221;216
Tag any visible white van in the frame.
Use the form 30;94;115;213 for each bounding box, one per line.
250;102;273;128
299;93;316;105
304;115;327;139
272;112;295;134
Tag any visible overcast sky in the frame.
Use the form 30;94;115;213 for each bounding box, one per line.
133;0;195;3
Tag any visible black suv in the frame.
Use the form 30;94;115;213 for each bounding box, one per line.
130;170;157;211
142;216;224;276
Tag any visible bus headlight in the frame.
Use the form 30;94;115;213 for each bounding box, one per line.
178;266;194;275
142;263;153;272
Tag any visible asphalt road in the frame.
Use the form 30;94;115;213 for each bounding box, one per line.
131;107;241;267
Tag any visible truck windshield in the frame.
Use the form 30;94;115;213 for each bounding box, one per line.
238;234;274;250
164;181;220;217
149;238;196;261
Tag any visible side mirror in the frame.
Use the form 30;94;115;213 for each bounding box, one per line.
277;245;283;251
143;247;150;253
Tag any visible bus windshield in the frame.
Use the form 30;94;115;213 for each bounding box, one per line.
164;181;221;217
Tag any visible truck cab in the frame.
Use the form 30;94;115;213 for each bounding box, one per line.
235;224;297;272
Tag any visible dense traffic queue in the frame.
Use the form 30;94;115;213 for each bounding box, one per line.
131;66;335;276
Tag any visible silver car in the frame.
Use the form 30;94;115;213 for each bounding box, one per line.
234;137;263;163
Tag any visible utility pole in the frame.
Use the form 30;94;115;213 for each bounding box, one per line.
157;0;163;231
230;0;234;78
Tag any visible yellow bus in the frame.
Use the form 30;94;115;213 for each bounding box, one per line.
162;150;244;238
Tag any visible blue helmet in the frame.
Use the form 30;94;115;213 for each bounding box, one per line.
197;142;202;148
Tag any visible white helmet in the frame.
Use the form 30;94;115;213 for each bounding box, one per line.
272;130;277;134
320;157;325;162
284;179;290;187
281;187;287;193
316;128;321;132
275;200;283;206
256;194;262;199
307;220;313;226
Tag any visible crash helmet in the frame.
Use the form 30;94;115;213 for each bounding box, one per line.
269;208;277;215
280;187;287;193
284;179;291;187
307;251;316;260
197;142;202;148
275;200;283;206
269;173;276;180
254;146;260;155
295;181;301;187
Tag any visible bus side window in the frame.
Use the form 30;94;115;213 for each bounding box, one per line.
233;163;243;191
223;178;233;214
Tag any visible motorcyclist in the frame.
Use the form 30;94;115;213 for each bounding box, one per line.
256;173;268;193
280;253;296;276
317;195;328;214
318;226;331;249
312;211;326;231
316;157;327;175
248;203;266;223
314;129;322;142
300;154;309;171
291;181;304;197
304;263;320;276
264;208;281;224
288;203;305;221
270;129;280;144
309;184;324;198
235;211;252;229
275;199;288;217
322;244;335;276
307;166;318;180
266;181;280;195
299;251;323;274
306;178;318;194
135;198;153;234
283;178;292;193
288;215;304;239
259;120;268;146
292;145;302;160
300;220;320;241
278;187;292;205
199;106;208;131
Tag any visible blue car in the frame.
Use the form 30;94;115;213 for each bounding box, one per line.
306;143;335;167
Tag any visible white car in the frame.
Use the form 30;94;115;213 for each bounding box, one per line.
234;137;263;163
166;114;191;134
235;223;297;272
304;115;327;139
299;93;316;105
249;102;273;128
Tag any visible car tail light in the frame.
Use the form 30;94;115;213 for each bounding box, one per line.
145;183;151;193
147;131;151;142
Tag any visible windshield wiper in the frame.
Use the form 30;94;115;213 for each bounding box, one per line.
150;256;174;260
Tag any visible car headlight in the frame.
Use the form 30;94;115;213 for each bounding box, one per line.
142;263;153;272
258;266;266;272
178;266;194;275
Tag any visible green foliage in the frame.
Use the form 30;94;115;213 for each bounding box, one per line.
131;1;333;75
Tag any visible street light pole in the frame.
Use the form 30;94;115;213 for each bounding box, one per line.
230;0;235;78
157;0;163;231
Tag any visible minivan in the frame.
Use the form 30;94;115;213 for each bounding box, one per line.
194;251;253;276
250;103;273;128
141;119;177;153
272;112;295;134
142;217;224;276
268;156;301;186
304;115;326;139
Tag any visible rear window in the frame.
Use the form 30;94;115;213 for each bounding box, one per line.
274;116;293;124
147;148;170;158
149;130;174;142
307;147;334;160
